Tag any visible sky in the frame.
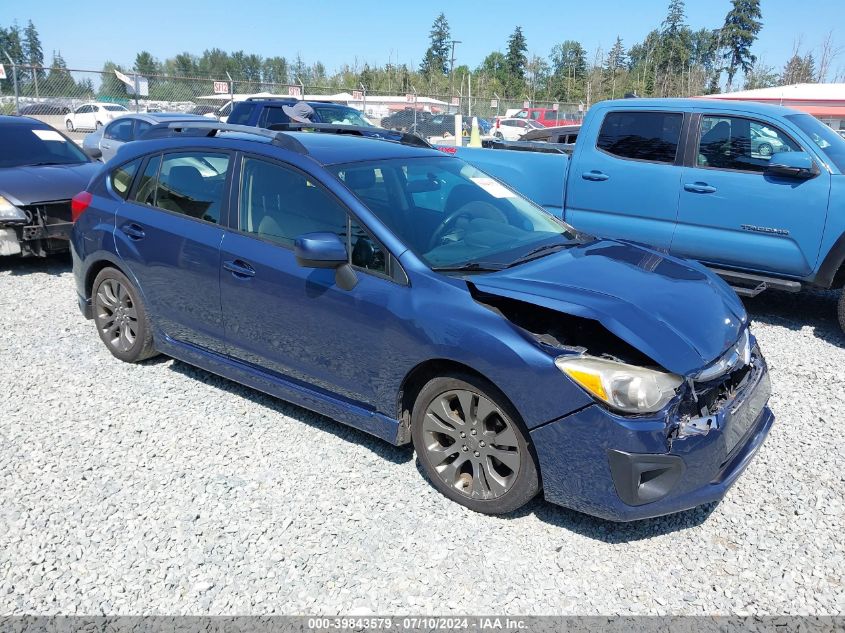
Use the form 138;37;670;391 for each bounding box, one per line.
3;0;844;79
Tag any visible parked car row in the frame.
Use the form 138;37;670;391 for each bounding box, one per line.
15;95;845;522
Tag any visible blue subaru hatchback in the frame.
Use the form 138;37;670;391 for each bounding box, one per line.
70;122;774;520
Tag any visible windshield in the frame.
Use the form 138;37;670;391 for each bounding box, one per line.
104;105;128;112
0;124;89;168
330;156;576;271
786;113;845;172
314;106;373;127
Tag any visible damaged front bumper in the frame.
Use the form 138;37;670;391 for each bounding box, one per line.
0;201;73;257
530;349;773;521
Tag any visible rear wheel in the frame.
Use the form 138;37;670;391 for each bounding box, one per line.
411;373;539;514
92;268;157;363
838;285;845;334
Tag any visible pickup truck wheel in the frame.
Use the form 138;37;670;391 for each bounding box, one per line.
411;373;539;514
838;286;845;334
92;268;157;363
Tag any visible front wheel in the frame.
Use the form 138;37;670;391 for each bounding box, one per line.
758;142;773;157
65;119;74;131
838;285;845;334
92;267;158;363
411;374;539;514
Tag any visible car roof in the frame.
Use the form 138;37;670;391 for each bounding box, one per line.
0;115;52;128
119;128;444;165
591;97;802;118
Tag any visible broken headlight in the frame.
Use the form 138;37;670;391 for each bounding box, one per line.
555;356;683;414
0;196;27;224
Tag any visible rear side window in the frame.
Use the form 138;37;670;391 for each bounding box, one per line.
155;152;230;223
597;111;683;163
110;159;141;199
226;103;253;126
105;118;134;142
259;107;291;127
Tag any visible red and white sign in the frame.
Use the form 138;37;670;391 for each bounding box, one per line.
490;99;498;108
451;96;459;106
405;93;416;103
213;81;229;95
523;100;530;109
0;64;6;80
288;85;302;98
352;90;363;100
552;102;559;111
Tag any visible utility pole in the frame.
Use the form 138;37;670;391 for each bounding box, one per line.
448;40;462;98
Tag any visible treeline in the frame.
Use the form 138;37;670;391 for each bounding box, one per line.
2;0;843;105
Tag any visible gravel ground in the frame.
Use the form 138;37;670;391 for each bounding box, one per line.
1;255;843;616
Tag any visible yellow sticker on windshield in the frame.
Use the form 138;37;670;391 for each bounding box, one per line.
470;177;515;199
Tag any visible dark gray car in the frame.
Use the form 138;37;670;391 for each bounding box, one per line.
83;112;210;162
0;116;100;257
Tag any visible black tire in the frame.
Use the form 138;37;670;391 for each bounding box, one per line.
91;267;158;363
838;285;845;335
65;119;74;132
411;373;540;514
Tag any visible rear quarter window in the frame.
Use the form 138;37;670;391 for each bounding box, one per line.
226;103;254;126
597;111;683;163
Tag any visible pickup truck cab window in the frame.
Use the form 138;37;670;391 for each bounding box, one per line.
697;115;800;173
596;111;682;164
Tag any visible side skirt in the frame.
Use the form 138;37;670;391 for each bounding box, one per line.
156;334;403;445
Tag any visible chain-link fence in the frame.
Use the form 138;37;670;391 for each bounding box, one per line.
0;64;586;142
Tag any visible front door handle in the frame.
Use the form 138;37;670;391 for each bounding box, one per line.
684;182;717;194
120;223;145;240
223;259;256;278
582;170;609;182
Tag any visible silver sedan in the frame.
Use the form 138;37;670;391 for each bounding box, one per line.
82;112;210;162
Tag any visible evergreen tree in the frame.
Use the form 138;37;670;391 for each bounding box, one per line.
23;20;44;78
505;26;528;96
133;51;158;77
42;50;75;97
604;37;627;98
262;56;289;85
550;40;587;100
172;52;198;77
782;52;816;84
720;0;763;91
419;13;451;76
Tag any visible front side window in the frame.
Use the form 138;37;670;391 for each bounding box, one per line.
105;118;134;142
238;157;346;246
785;112;845;172
697;116;800;172
597;111;683;163
110;159;141;199
330;156;576;271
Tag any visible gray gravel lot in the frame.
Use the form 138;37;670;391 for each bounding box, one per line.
0;255;843;615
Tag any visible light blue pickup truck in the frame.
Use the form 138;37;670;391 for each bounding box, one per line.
455;98;845;332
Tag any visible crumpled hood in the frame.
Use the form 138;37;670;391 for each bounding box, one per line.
0;163;100;205
472;238;747;376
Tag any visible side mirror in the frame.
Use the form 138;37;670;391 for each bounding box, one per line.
766;151;818;179
84;146;102;160
294;232;358;290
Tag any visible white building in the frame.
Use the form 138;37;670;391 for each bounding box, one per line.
701;83;845;130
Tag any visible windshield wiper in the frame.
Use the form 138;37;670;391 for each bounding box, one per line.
506;242;571;267
431;261;505;273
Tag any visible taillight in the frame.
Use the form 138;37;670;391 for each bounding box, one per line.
71;191;92;222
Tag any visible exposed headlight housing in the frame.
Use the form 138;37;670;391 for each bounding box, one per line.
555;355;683;414
0;196;27;224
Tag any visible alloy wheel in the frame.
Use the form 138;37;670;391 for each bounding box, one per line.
421;389;522;500
95;278;138;353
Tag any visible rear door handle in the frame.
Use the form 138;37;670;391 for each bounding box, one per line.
223;259;256;278
582;170;609;182
120;223;145;240
684;182;717;194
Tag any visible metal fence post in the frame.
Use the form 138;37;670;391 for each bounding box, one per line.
2;50;19;115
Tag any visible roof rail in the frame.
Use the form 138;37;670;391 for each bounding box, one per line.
140;120;308;154
267;122;431;149
245;96;297;102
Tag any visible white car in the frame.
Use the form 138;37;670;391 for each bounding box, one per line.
64;103;130;132
492;117;545;141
